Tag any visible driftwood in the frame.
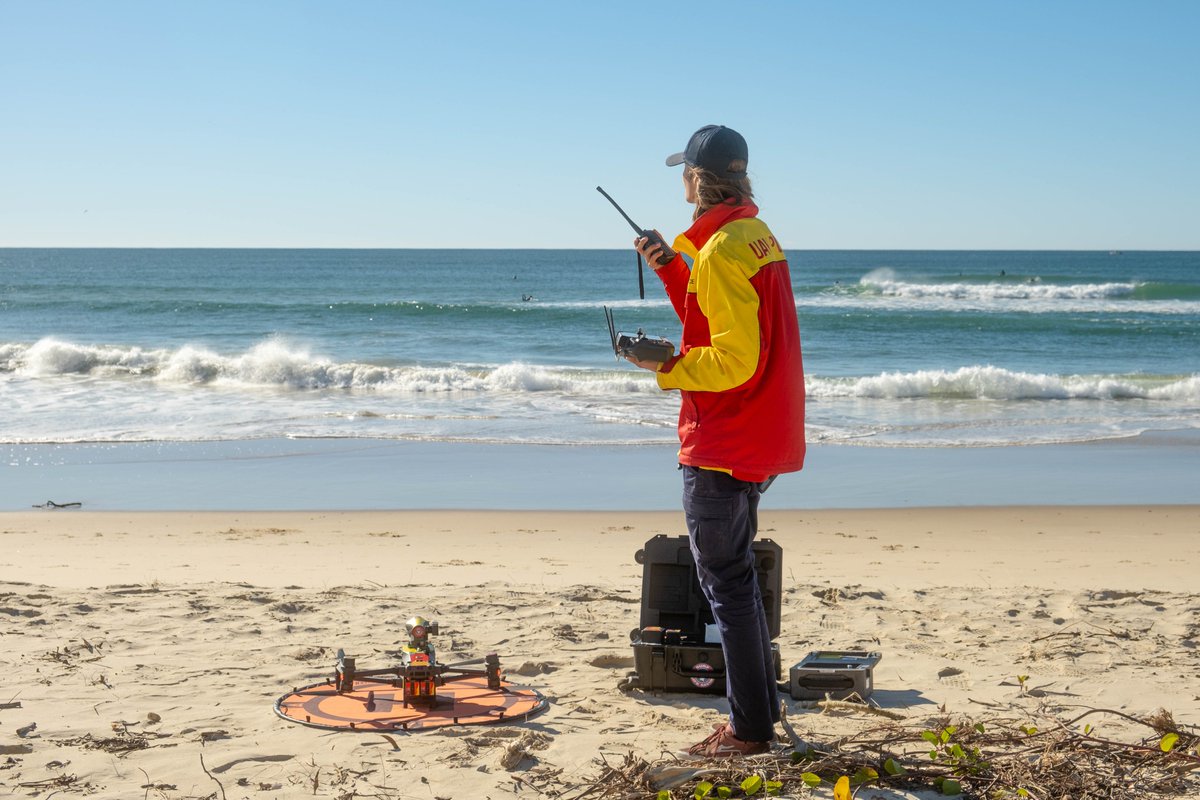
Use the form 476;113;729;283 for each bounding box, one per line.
32;500;83;509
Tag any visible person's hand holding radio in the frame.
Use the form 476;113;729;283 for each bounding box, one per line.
634;231;676;268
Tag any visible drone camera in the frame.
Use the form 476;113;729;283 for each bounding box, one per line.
406;615;439;639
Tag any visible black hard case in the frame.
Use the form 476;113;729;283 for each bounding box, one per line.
788;650;882;700
627;535;783;694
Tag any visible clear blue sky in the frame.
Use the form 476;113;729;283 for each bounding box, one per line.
2;1;1197;249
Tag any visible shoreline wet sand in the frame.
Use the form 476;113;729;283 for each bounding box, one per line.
5;429;1198;511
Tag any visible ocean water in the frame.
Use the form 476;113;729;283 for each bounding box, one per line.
2;248;1198;449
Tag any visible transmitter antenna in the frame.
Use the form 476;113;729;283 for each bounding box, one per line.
596;185;657;299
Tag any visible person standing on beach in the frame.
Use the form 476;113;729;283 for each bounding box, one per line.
629;125;806;757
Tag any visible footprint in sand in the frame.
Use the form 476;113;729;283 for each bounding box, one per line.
818;613;849;631
1050;655;1116;682
908;640;954;658
937;666;975;689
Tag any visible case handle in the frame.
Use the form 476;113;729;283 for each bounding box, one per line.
797;674;855;690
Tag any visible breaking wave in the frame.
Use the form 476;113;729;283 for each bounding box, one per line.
1;337;657;394
807;366;1200;402
5;338;1198;404
807;269;1200;314
859;269;1142;301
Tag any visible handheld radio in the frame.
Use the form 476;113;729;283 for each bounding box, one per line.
596;186;673;299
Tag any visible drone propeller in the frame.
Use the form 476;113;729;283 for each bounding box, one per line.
440;656;490;669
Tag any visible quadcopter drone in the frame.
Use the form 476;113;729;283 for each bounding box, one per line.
333;615;502;709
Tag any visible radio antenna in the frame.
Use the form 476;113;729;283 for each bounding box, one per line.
596;186;642;235
597;186;647;300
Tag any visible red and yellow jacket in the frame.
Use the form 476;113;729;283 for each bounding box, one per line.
654;201;805;481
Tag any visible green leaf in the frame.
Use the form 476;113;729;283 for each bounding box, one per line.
1083;724;1093;735
1017;790;1029;798
883;758;907;776
940;729;952;744
694;781;713;800
941;778;962;795
973;722;985;733
716;786;732;799
740;775;763;796
764;779;783;796
852;766;878;784
1160;733;1180;753
800;772;821;788
656;792;671;800
922;731;940;745
1020;725;1038;736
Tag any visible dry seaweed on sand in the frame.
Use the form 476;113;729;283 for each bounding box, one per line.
55;730;153;755
573;707;1200;799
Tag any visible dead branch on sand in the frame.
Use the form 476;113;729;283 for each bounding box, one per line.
575;706;1200;799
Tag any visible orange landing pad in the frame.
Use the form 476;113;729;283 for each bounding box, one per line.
275;676;548;732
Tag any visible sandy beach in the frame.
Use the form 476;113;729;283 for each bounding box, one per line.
5;0;1199;795
2;506;1197;798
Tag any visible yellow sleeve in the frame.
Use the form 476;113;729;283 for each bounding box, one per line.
656;237;760;392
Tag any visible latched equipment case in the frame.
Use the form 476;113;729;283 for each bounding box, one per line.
626;535;782;694
789;650;882;700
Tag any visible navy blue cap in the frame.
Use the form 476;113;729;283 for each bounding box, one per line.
665;125;748;178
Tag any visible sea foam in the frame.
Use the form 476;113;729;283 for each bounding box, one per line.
859;271;1142;301
8;338;1197;406
810;270;1200;314
5;337;660;395
807;366;1200;401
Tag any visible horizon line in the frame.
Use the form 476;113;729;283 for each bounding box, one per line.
2;245;1195;253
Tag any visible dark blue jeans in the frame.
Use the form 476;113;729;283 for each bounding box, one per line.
682;465;778;742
